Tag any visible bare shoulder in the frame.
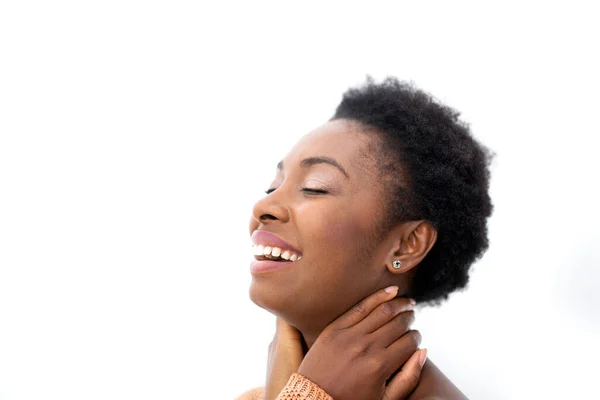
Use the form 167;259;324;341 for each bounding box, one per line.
407;359;469;400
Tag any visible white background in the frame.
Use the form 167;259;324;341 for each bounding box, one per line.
1;1;599;399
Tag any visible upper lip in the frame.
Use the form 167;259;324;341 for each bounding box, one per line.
251;230;302;255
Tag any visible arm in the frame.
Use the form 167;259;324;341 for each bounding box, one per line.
274;373;333;400
236;362;464;400
406;359;469;400
234;374;332;400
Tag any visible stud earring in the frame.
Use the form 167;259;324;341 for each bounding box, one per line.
392;260;402;269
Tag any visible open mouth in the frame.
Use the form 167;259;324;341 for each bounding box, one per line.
252;243;302;262
254;254;292;262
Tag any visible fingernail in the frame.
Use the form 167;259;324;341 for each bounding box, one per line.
384;285;399;294
419;348;428;367
409;298;417;305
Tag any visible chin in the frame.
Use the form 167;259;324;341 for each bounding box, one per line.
248;278;281;314
248;280;265;309
248;278;302;318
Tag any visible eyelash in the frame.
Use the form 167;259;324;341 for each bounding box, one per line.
265;188;328;195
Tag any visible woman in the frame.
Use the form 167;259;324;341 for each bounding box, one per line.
236;77;493;399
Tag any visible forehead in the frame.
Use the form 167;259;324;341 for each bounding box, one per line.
282;119;378;176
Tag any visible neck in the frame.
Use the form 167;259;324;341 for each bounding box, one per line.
300;330;319;350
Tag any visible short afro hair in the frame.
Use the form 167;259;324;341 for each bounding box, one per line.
332;77;493;304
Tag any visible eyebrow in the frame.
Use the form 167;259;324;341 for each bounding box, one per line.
277;156;350;179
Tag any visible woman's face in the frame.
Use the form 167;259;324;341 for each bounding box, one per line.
248;119;398;331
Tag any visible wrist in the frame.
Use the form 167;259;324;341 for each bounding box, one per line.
279;373;334;400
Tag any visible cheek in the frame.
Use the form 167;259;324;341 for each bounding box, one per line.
298;201;375;266
250;203;380;324
294;206;379;324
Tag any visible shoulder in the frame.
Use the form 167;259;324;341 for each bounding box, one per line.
234;386;264;400
407;359;469;400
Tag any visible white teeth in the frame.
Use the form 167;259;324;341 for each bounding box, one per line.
254;244;265;256
252;244;301;261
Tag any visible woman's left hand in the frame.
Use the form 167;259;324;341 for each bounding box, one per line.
264;317;307;400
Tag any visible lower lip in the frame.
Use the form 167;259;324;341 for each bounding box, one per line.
250;259;295;274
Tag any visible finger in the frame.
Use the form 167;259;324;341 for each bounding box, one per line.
353;298;415;335
383;330;422;377
276;317;303;343
384;348;427;399
276;316;292;334
333;286;400;330
369;310;415;348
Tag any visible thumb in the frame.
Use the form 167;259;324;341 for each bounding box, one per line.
276;317;303;342
384;349;427;399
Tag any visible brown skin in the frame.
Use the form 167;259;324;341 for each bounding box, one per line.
266;295;428;400
296;291;425;400
249;119;468;399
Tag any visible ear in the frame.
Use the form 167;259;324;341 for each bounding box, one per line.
385;220;438;274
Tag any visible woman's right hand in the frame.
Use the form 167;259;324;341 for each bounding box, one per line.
297;286;426;400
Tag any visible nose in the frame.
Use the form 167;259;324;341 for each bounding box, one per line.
250;187;291;228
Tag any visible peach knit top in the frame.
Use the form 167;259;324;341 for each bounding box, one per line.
235;373;334;400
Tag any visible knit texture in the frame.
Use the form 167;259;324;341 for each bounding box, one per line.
234;373;334;400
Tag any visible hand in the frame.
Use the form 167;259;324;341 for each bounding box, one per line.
265;316;307;400
297;286;426;400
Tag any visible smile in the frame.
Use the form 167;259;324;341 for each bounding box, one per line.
252;244;302;262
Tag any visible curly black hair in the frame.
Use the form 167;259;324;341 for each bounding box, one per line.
332;77;493;304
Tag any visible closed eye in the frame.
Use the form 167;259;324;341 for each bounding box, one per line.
302;188;328;194
264;188;328;195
